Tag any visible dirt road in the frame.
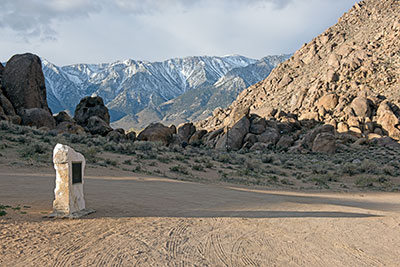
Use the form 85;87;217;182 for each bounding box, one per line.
1;166;400;266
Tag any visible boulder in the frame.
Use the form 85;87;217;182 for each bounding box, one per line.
54;111;74;125
74;96;110;127
350;97;373;118
299;111;319;121
188;130;207;145
107;128;127;142
249;117;266;134
53;121;86;135
303;124;335;149
257;127;280;146
20;108;56;129
177;122;196;143
2;53;51;114
204;128;224;148
137;122;176;145
0;91;17;116
369;136;400;149
86;116;112;136
126;131;136;142
249;142;271;151
317;93;339;110
312;133;336;153
216;116;250;150
276;135;294;149
377;111;400;140
337;122;349;133
228;105;250;127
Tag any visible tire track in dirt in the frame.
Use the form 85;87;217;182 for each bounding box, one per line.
165;219;190;265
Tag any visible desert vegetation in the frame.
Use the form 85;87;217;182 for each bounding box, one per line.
1;121;399;192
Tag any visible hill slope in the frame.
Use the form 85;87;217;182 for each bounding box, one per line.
197;0;400;141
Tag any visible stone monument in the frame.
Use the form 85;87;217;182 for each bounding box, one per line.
48;143;94;218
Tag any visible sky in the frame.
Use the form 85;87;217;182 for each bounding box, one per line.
0;0;356;66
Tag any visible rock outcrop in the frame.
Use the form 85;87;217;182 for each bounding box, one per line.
0;53;55;128
2;54;51;114
195;0;400;151
74;96;110;126
74;96;112;136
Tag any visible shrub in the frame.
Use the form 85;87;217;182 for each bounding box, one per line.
169;165;189;175
191;164;204;172
341;162;359;176
104;159;118;166
20;142;49;158
83;147;99;164
123;159;132;165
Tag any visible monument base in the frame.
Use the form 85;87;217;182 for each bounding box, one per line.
45;208;96;219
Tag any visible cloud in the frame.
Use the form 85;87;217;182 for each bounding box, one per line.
0;0;355;65
0;0;101;40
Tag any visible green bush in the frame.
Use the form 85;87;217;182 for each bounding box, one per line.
169;165;189;175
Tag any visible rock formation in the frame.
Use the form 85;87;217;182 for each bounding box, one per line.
137;123;176;145
195;0;400;152
0;53;55;128
74;96;112;136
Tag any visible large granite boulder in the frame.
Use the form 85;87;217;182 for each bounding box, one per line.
74;96;110;127
376;101;400;140
257;127;280;146
0;91;17;117
107;128;127;142
20;108;56;129
350;96;374;118
215;116;250;150
177;122;196;143
54;111;75;125
312;133;336;153
86;116;113;136
2;53;51;114
137;122;176;145
188;130;208;145
317;93;339;110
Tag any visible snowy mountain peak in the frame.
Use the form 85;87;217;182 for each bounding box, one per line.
42;54;290;129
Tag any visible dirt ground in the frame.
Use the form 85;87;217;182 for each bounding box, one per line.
1;164;400;266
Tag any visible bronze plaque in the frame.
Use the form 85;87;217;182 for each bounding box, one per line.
72;162;82;184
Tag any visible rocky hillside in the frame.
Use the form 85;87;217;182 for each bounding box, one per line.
42;55;289;130
198;0;400;142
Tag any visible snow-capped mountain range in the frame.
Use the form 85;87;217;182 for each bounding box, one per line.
42;54;290;130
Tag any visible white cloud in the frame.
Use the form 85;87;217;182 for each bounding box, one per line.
0;0;355;65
